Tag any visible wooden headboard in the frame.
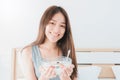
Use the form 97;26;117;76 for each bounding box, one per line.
11;48;25;80
76;48;120;79
75;48;120;52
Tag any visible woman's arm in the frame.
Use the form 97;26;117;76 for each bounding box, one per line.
20;47;37;80
73;77;78;80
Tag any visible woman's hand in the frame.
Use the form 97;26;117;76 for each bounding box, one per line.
59;64;74;80
39;66;57;80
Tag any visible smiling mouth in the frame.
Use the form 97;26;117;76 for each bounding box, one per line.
50;32;60;37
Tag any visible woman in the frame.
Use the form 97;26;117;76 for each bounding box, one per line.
20;5;78;80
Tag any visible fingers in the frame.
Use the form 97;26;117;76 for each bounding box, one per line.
39;65;46;73
60;64;74;76
39;65;57;79
60;68;72;80
67;64;75;76
39;63;74;80
46;66;56;78
70;64;75;69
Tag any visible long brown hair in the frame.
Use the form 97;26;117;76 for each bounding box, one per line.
26;5;77;79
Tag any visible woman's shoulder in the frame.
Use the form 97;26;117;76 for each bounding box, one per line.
22;46;32;52
21;46;32;59
73;77;78;80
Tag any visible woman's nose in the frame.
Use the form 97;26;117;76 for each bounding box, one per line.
53;25;60;33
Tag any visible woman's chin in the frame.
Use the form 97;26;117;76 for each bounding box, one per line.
49;39;58;43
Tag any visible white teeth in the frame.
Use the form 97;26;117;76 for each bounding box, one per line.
51;32;58;37
53;35;58;37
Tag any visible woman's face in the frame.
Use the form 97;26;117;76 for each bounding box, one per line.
45;12;66;43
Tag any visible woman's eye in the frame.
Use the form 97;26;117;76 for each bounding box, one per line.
60;25;65;28
49;22;55;25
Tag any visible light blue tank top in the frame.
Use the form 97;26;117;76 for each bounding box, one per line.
32;45;60;80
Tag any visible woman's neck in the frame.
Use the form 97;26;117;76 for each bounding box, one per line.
39;44;60;59
42;39;58;50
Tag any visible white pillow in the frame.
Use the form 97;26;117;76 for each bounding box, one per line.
112;66;120;80
78;66;101;80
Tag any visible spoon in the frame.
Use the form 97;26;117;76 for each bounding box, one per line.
67;49;71;60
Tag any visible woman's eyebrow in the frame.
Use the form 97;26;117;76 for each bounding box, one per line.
50;19;56;22
51;19;65;24
61;22;66;24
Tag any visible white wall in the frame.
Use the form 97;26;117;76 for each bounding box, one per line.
72;0;120;48
0;0;120;80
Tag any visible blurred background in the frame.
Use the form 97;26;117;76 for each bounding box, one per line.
0;0;120;80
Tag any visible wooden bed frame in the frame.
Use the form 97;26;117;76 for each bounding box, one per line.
76;48;120;79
